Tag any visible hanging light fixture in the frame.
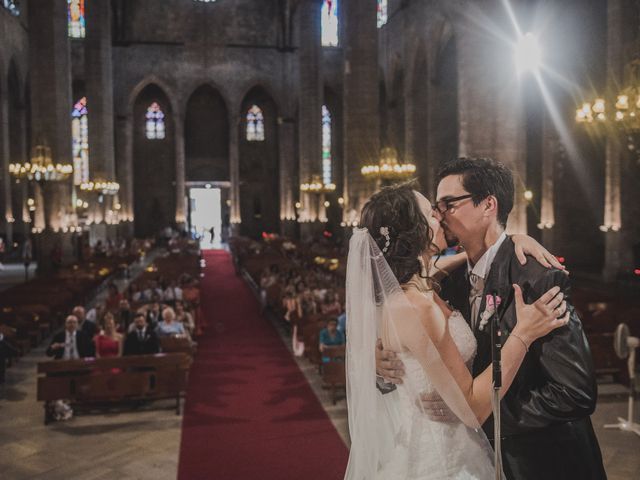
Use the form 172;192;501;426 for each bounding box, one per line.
300;174;336;194
9;144;73;182
79;180;120;195
361;147;416;181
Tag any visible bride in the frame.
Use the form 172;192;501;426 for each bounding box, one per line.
344;183;568;479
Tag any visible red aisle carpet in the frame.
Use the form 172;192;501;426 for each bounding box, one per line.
177;250;349;479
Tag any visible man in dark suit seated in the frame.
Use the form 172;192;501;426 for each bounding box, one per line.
124;313;160;356
46;315;94;360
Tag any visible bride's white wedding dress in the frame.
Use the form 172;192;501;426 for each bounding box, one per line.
378;311;495;479
344;229;496;480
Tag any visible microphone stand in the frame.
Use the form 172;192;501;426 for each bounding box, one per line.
491;291;503;480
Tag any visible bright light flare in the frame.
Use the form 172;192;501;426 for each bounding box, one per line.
515;32;541;75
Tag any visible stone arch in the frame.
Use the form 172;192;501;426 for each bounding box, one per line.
184;84;230;181
238;85;280;238
132;83;176;237
127;75;180;118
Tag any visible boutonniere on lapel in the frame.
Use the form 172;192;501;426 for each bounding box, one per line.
478;294;502;331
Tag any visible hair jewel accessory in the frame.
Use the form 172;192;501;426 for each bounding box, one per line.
380;226;391;253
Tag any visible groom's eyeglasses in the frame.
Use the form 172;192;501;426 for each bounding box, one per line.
433;194;474;214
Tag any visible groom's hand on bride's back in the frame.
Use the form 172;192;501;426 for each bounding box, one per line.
375;339;405;384
418;391;457;423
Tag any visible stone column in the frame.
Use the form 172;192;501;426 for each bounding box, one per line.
28;0;75;271
279;117;297;232
540;118;557;249
229;112;241;230
342;0;379;224
115;115;134;232
174;110;187;227
28;0;74;232
0;75;12;244
602;0;627;281
85;0;117;227
456;3;527;233
298;0;323;223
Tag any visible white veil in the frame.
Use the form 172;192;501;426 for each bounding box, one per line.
344;228;496;479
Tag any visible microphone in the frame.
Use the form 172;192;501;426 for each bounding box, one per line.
491;290;502;389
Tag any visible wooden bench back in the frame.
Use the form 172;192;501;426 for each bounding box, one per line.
37;353;191;403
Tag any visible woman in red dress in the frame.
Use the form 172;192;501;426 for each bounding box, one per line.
94;312;123;358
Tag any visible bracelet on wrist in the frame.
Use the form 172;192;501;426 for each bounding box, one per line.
510;332;530;352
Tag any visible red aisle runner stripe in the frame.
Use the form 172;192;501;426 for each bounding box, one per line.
177;250;348;479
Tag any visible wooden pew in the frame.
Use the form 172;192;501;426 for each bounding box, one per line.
37;353;191;425
322;346;346;405
159;336;196;357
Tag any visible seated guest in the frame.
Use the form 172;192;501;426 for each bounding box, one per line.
128;283;144;303
72;305;97;343
46;315;94;421
94;313;123;358
156;307;189;339
175;301;195;336
143;281;163;302
336;311;346;334
163;280;182;303
105;283;124;312
0;332;19;384
117;299;133;332
297;288;317;319
145;301;163;329
85;304;105;327
282;286;298;323
46;315;94;360
124;313;160;355
319;317;345;363
320;290;342;316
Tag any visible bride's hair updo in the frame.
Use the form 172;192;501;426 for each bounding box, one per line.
359;181;435;285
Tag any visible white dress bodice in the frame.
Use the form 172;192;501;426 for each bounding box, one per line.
377;311;495;479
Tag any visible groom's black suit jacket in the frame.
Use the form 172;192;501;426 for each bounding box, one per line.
441;237;606;480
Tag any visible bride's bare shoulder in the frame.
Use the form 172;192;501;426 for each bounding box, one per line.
403;289;440;317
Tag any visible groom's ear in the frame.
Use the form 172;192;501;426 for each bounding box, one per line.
483;195;499;217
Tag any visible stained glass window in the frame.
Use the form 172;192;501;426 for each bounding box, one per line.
146;102;166;140
377;0;388;28
68;0;85;38
2;0;20;16
246;105;265;142
71;97;89;185
321;0;338;47
322;105;332;185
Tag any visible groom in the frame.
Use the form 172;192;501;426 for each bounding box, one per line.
377;157;606;479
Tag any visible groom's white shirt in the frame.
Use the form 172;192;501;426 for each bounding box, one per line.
467;231;506;328
466;231;507;278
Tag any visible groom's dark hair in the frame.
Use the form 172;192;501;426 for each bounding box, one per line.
436;157;514;228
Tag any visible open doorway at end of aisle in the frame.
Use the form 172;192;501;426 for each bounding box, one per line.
188;184;223;250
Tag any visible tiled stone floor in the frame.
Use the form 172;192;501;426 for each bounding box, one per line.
0;346;182;480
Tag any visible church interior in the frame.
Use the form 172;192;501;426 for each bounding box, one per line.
0;0;639;479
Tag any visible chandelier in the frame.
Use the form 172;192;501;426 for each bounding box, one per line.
361;147;416;180
576;62;640;131
300;174;336;194
80;181;120;195
9;145;73;182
